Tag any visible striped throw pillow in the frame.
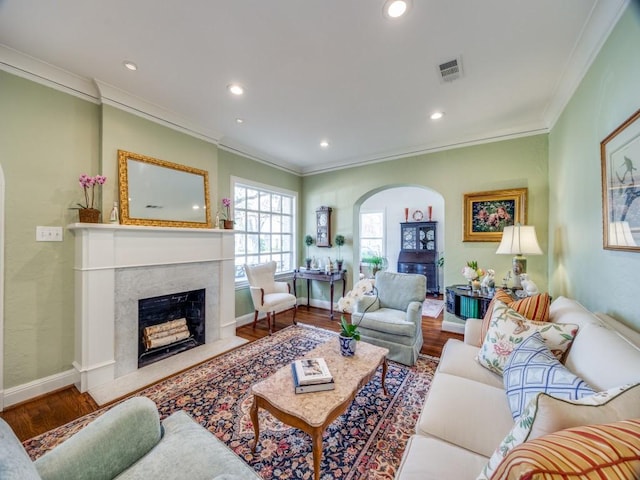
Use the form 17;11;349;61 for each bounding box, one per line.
490;418;640;480
480;291;550;343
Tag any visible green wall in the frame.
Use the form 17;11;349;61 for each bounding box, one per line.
549;6;640;329
100;105;219;213
0;71;100;387
303;136;549;324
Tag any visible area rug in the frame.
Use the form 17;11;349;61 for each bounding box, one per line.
23;324;438;480
422;298;445;318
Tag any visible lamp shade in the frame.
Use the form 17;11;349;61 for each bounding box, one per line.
496;225;542;255
609;221;637;246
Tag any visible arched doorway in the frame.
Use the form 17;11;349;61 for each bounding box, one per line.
352;184;444;293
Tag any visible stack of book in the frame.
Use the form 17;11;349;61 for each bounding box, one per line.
291;357;335;394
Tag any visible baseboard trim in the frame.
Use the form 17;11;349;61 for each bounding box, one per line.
3;369;78;410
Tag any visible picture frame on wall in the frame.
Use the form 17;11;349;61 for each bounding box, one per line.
463;188;527;242
601;108;640;251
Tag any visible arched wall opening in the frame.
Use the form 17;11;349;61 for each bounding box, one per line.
352;184;445;293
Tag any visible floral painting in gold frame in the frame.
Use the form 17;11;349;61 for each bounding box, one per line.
463;188;527;242
601;108;640;251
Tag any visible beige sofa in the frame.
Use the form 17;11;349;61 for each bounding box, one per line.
395;296;640;479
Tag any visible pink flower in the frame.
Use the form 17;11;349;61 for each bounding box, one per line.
77;174;106;209
493;339;514;358
222;198;231;207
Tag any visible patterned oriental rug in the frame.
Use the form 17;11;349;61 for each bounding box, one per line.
24;324;438;480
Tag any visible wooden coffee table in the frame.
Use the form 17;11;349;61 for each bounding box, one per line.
250;339;389;480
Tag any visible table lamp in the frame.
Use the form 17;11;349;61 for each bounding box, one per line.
496;224;542;289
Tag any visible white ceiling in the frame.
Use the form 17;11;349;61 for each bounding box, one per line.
0;0;628;175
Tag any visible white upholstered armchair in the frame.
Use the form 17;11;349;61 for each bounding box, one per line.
244;261;297;334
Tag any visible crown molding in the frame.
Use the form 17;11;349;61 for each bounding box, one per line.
94;80;221;145
0;44;99;103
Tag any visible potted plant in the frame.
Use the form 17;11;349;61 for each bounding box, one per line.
304;234;314;268
76;174;107;223
334;234;345;271
369;255;386;276
336;278;376;356
339;315;360;356
219;197;234;229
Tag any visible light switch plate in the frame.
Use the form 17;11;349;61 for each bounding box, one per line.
36;226;63;242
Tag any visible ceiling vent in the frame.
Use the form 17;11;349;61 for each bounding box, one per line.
438;57;463;83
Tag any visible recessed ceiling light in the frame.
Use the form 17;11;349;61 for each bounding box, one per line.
430;111;444;120
227;84;244;96
235;118;244;124
320;140;330;148
383;0;410;19
123;61;138;71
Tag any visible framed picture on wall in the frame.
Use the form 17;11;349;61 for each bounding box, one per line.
463;188;527;242
601;108;640;251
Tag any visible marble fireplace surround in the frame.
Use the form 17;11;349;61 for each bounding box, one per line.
69;224;245;405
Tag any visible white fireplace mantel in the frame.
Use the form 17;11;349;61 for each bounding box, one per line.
69;223;238;395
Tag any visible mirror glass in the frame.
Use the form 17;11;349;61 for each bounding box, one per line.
118;150;212;228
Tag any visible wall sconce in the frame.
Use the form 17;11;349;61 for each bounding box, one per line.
496;224;542;289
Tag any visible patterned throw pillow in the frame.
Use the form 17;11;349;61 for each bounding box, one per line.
477;383;640;480
477;300;577;375
490;418;640;480
480;291;550;344
503;332;595;419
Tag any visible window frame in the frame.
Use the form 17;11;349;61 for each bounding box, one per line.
231;176;298;287
359;209;386;263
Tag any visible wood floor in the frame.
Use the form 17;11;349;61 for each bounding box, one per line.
0;303;460;442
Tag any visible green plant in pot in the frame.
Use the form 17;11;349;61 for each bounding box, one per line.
334;234;345;271
336;279;377;356
304;234;314;268
369;255;386;276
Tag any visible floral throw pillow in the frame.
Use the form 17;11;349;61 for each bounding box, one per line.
477;383;640;480
476;300;577;375
503;332;595;419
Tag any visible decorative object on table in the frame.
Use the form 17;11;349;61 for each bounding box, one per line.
463;188;527;242
109;201;120;224
76;173;106;223
315;206;332;247
292;357;333;385
304;234;314;268
519;273;539;296
404;207;409;222
219;197;234;229
496;223;542;289
428;205;433;221
337;277;376;356
291;364;335;394
117;150;211;228
461;260;484;288
334;234;345;271
480;268;496;290
600;108;640;251
412;209;423;221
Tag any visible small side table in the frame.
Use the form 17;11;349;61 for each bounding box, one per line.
293;269;346;319
446;285;500;320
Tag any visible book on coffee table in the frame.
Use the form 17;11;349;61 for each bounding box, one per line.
291;362;335;394
292;358;333;385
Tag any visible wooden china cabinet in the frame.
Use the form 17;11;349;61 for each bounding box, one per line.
397;221;439;295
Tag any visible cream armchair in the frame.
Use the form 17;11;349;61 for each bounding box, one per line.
352;271;425;366
244;261;297;334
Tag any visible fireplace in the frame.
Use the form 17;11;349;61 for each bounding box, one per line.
138;289;206;368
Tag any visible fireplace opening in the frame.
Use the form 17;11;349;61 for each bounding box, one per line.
138;289;205;368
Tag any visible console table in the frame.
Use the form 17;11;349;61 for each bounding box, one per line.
293;269;346;319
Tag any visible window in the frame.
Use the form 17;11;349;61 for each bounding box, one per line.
233;179;297;282
360;210;385;261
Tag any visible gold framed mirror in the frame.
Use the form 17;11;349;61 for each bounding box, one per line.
117;150;212;228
